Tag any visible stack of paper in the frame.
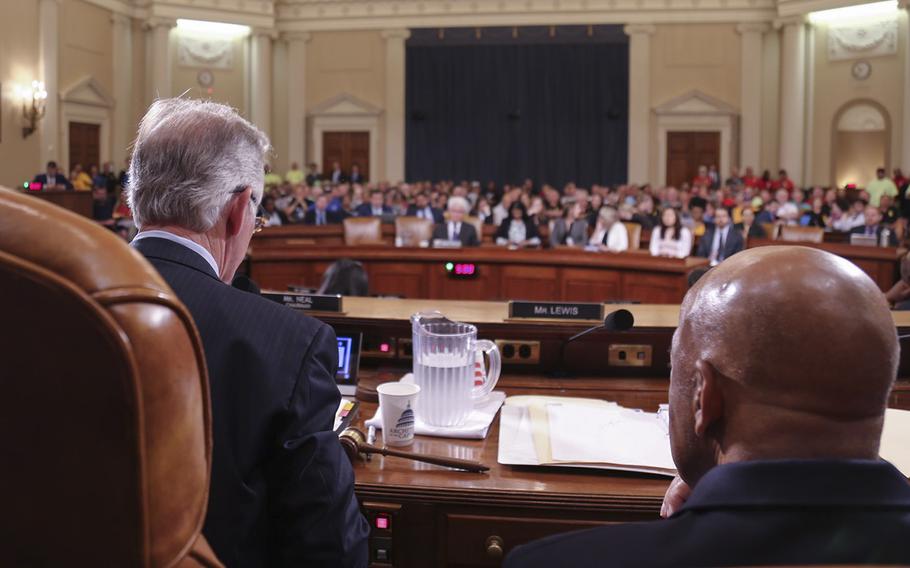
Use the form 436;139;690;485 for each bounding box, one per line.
498;396;676;477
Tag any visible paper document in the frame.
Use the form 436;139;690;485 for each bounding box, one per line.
881;408;910;478
547;403;675;471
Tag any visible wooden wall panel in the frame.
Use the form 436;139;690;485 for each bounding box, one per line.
561;268;622;302
368;262;427;298
500;265;558;301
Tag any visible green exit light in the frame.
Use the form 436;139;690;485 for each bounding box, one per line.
23;182;29;189
445;262;454;271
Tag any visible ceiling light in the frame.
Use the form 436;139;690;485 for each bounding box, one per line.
176;19;250;39
808;1;898;24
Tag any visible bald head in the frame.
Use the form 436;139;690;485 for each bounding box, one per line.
670;246;898;484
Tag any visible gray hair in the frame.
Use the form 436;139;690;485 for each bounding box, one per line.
598;206;619;225
126;98;271;232
448;196;470;214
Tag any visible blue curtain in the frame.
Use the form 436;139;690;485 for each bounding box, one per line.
405;38;629;187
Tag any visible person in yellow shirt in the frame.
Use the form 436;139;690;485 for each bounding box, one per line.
70;163;93;191
867;167;898;207
264;164;282;188
285;162;305;185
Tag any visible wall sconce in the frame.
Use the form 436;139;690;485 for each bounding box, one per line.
16;80;48;139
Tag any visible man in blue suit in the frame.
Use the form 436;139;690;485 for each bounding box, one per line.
127;98;368;567
506;246;910;567
33;161;73;190
354;189;393;217
405;192;444;223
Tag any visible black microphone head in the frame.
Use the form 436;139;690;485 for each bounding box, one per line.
231;275;261;295
603;309;634;332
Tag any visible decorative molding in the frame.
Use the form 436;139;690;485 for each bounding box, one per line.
142;16;177;30
654;90;739;116
111;12;133;26
623;23;656;35
381;28;412;40
736;22;770;34
252;27;281;39
283;31;312;42
60;76;115;108
773;14;806;29
837;102;887;132
309;92;383;117
827;16;898;61
177;34;235;69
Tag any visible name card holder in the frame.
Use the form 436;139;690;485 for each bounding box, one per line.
262;291;344;314
507;300;603;322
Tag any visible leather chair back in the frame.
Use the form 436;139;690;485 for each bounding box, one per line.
780;225;824;243
344;217;383;245
0;187;220;567
622;222;642;250
395;216;433;246
762;222;780;240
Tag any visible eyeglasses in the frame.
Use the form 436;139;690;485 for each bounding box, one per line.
231;186;268;233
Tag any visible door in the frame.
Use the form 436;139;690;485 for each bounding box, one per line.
322;131;370;180
666;131;720;188
69;122;101;171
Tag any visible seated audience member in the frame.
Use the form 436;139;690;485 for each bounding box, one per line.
473;196;495;225
91;182;116;227
506;246;910;568
329;161;345;184
495;201;542;247
770;168;795;193
304;194;342;225
550;202;589;247
318;259;369;296
798;198;826;228
126;98;368;566
886;252;910;309
696;207;742;266
687;197;708;237
33;161;73;190
355;189;393;217
492;191;515;226
868;167;899;208
260;195;285;227
285;161;305;185
880;194;900;226
305;162;322;186
735;207;767;240
70;163;93;191
588;206;628;252
349;163;366;184
649;208;692;258
634;195;659;230
432;196;480;246
851;205;898;246
406;192;444;223
263;164;283;188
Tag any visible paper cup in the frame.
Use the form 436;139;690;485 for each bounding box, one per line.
377;382;420;447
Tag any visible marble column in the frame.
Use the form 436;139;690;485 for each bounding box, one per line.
111;13;133;169
144;18;175;106
38;0;60;167
777;16;807;186
624;24;656;184
901;1;910;170
382;29;411;183
251;29;275;139
736;23;769;172
285;32;311;169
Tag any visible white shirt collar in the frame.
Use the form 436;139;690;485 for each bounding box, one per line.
132;230;220;277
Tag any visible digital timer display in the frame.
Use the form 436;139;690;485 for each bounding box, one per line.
444;262;478;278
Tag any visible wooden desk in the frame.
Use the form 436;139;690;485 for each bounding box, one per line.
747;238;905;291
249;246;707;304
22;190;92;218
351;375;670;567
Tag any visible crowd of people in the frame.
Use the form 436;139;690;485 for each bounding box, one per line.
32;157;910;263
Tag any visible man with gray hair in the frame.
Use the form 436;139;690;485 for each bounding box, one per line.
431;195;480;246
128;98;368;567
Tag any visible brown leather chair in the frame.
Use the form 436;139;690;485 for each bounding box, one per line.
622;222;642;250
395;216;433;246
0;187;221;567
780;225;824;243
343;216;383;245
762;222;780;240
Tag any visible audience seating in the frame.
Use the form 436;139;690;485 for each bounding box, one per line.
780;225;824;243
762;222;780;240
622;222;642;250
0;187;221;567
443;212;484;239
395;216;433;246
344;217;384;245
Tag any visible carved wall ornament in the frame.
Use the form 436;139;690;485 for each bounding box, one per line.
827;16;898;61
178;35;235;69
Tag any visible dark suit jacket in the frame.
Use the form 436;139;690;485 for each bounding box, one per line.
132;237;368;568
505;459;910;567
432;221;480;247
695;224;744;261
349;172;366;184
850;224;898;246
406;204;445;224
33;173;73;190
303;208;344;225
733;222;767;239
354;203;392;217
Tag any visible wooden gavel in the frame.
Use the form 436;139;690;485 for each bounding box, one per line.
339;427;489;473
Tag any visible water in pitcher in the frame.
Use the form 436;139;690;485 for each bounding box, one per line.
414;351;474;427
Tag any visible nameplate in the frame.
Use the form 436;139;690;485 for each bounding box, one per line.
262;292;343;312
508;301;603;321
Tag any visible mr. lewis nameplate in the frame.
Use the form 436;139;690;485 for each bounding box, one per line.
508;301;603;321
262;292;343;312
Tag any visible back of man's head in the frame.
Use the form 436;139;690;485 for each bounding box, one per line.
669;246;898;485
126;98;270;233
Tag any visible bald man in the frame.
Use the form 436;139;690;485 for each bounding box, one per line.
505;246;910;567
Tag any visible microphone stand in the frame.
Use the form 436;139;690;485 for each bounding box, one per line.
550;309;635;378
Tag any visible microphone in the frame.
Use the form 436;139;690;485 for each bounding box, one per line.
231;274;261;295
551;309;636;378
567;309;635;343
